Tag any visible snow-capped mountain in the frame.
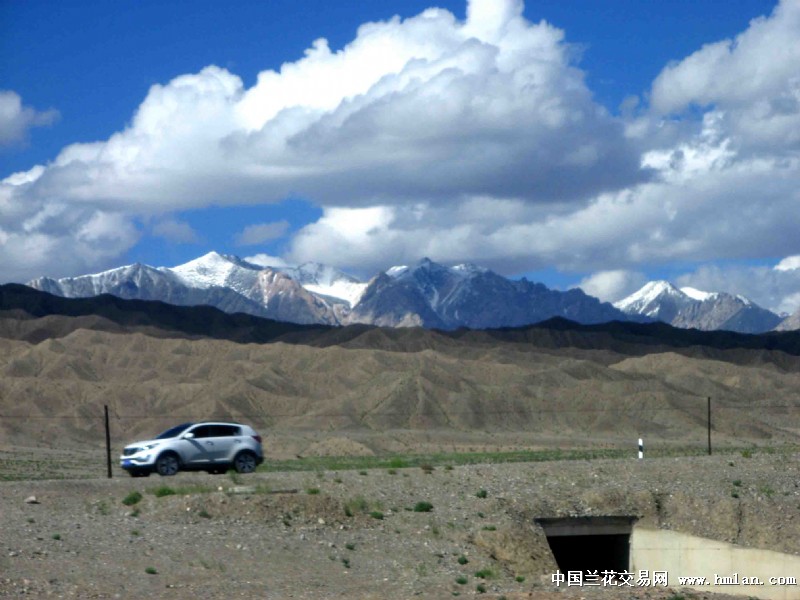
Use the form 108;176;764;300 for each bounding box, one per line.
27;252;636;329
614;281;782;333
349;258;631;329
29;252;339;325
613;281;696;323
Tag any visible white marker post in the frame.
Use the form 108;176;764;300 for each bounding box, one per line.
638;438;644;460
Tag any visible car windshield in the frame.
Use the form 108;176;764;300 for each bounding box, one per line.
155;423;194;440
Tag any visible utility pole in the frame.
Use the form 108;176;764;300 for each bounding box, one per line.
104;405;112;478
707;396;712;456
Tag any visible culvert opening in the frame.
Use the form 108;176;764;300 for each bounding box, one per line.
536;516;637;575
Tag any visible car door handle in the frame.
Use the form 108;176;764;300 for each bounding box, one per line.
205;441;214;446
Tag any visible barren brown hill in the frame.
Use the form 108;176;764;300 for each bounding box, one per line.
1;323;799;456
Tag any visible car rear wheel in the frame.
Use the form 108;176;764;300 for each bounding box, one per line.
155;452;180;476
233;451;257;474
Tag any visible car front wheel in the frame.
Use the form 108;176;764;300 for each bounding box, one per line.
155;452;180;476
233;451;257;474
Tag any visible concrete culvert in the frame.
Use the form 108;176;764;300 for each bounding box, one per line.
536;516;637;575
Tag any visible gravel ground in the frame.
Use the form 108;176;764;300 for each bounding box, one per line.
1;451;799;599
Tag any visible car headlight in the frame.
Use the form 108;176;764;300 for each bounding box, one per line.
142;443;160;451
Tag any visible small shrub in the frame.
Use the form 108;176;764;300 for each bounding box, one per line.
731;491;740;499
358;470;368;476
476;489;488;499
387;468;397;475
345;543;356;551
388;457;407;469
759;485;775;498
122;491;143;506
52;533;61;540
198;509;211;519
26;518;35;524
477;511;485;518
306;487;320;495
131;529;140;536
474;568;495;579
145;566;157;575
151;486;175;498
96;500;110;515
732;479;742;487
333;477;343;484
445;465;454;471
458;555;469;565
370;511;384;520
482;525;497;531
476;583;487;593
345;496;369;516
515;575;525;583
741;449;753;458
414;501;434;513
456;576;468;585
129;508;140;518
341;558;350;569
420;464;434;474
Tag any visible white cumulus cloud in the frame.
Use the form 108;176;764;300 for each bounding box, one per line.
234;220;290;246
0;91;59;146
151;218;201;244
1;0;645;281
576;270;648;303
244;253;290;268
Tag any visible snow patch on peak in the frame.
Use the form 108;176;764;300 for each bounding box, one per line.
170;251;262;291
615;280;683;311
386;266;409;278
282;262;366;307
680;287;717;302
452;263;488;276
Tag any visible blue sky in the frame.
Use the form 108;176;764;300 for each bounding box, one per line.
2;0;800;312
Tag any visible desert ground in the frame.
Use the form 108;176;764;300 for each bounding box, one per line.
3;449;799;599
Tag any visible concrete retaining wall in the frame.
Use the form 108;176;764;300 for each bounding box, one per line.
632;528;800;600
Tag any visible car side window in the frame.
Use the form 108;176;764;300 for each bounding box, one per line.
213;425;240;437
190;425;213;439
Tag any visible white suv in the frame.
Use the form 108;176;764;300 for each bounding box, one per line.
120;422;264;477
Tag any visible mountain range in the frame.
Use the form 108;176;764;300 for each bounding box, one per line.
26;252;798;332
28;252;631;330
613;281;785;334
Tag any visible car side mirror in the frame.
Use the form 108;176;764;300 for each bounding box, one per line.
183;432;195;439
